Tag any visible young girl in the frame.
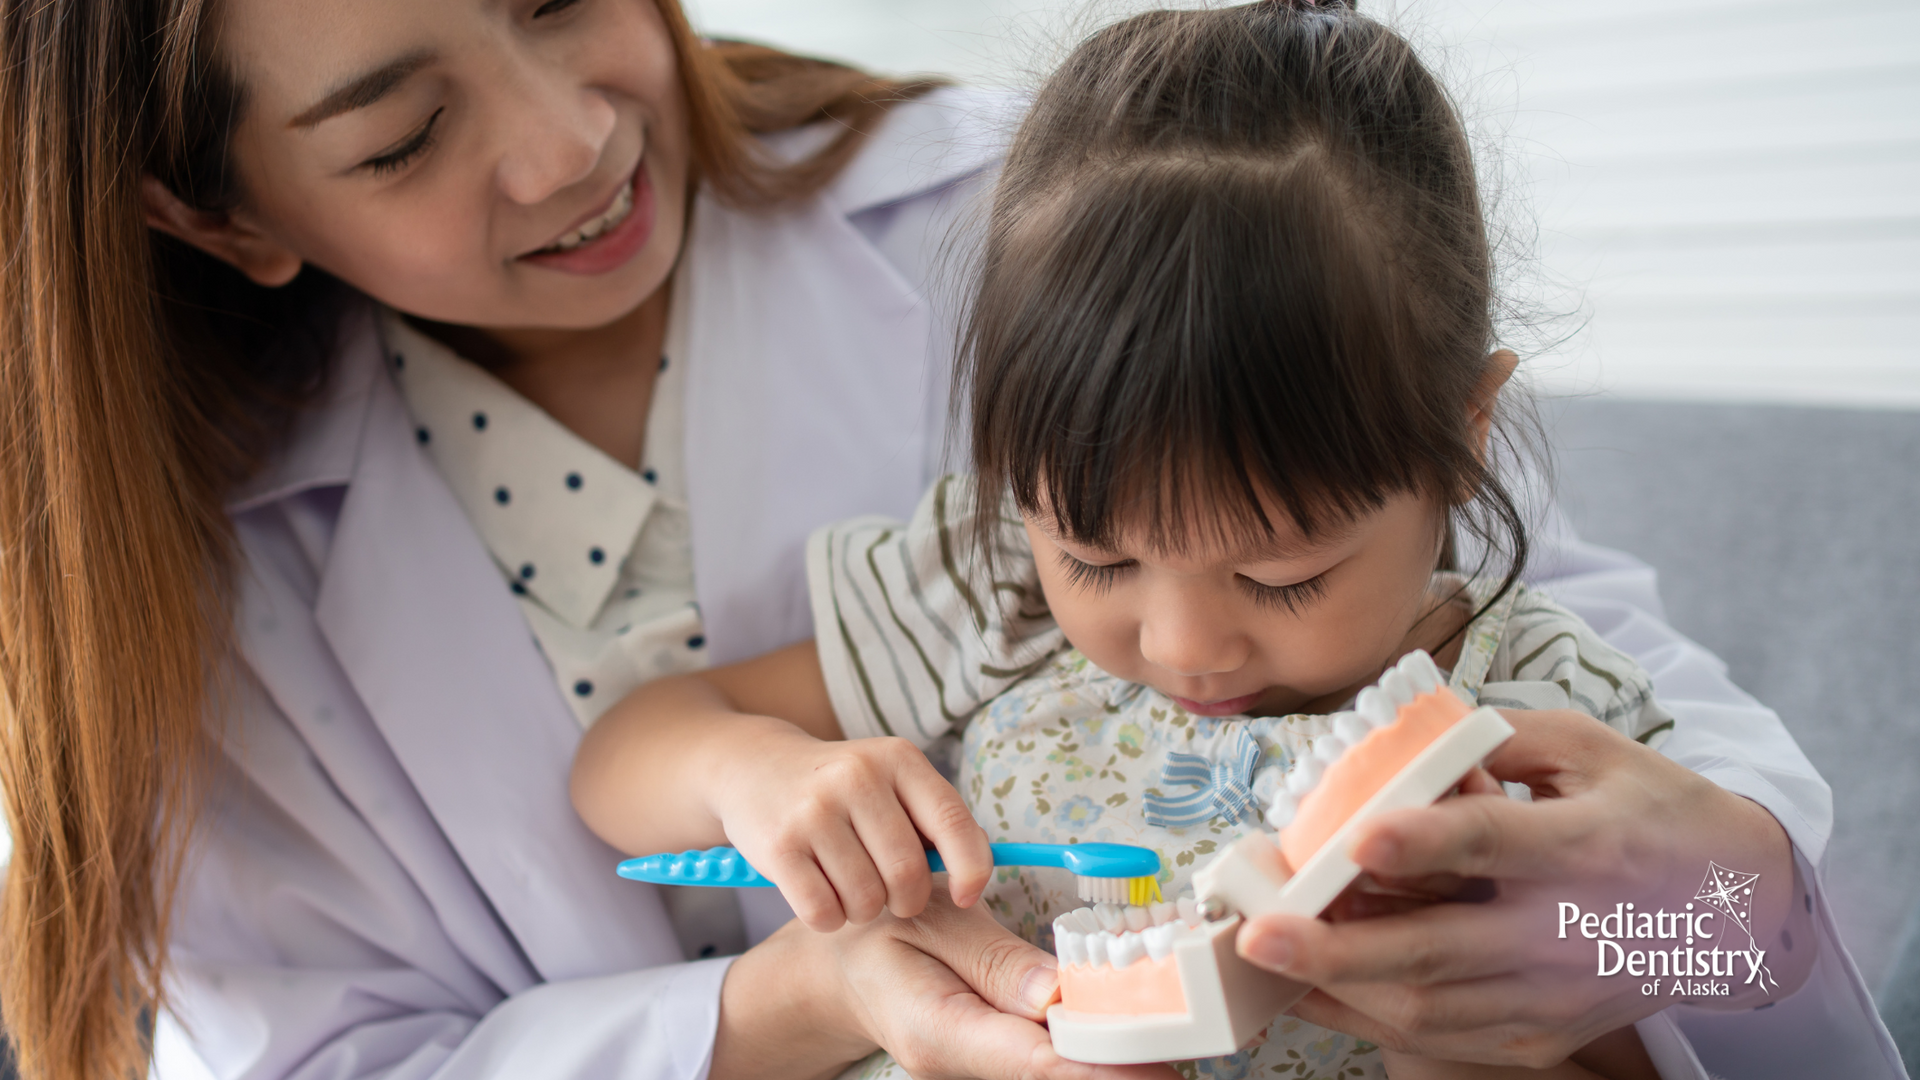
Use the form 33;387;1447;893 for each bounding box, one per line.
572;4;1707;1077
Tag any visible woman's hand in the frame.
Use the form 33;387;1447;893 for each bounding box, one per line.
713;892;1180;1080
1233;709;1813;1068
713;723;994;931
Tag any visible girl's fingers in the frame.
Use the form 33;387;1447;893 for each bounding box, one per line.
763;848;850;933
809;821;893;925
897;765;994;907
849;796;937;920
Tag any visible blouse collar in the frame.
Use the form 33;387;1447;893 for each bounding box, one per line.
380;311;657;629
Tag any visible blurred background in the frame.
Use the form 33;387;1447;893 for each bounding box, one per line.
139;0;1919;1074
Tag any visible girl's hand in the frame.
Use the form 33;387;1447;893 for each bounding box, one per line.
714;891;1179;1080
1232;709;1812;1068
711;719;994;931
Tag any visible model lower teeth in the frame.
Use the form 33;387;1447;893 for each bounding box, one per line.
546;182;634;252
1052;895;1208;969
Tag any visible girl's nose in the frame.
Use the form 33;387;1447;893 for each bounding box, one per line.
492;67;617;206
1138;596;1250;678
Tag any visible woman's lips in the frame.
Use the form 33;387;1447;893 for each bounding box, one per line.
519;164;656;276
1170;692;1263;718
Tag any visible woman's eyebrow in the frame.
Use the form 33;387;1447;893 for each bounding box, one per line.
289;49;437;129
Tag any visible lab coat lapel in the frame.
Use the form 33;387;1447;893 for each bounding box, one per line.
312;327;684;981
681;194;935;665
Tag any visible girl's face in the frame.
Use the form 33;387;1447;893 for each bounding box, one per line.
1024;489;1455;719
164;0;689;330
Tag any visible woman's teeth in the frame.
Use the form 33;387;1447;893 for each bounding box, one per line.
1052;896;1208;969
542;180;635;253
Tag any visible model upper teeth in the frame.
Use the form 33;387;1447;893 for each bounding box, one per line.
544;181;635;252
1052;896;1209;969
1266;650;1452;825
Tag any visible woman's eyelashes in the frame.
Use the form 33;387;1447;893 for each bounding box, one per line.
1057;551;1134;594
533;0;586;17
362;108;444;176
1239;572;1329;615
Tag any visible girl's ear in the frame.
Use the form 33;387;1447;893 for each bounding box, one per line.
140;175;303;287
1468;349;1519;459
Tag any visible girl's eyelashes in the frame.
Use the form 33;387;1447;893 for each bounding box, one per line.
533;0;586;16
1239;572;1329;615
1057;551;1135;593
362;108;444;176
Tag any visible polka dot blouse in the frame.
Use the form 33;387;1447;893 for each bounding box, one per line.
383;310;708;728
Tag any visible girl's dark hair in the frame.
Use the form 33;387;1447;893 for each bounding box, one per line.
964;0;1529;621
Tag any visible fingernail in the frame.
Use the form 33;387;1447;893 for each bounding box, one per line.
1019;962;1060;1014
1248;931;1295;972
1354;831;1399;868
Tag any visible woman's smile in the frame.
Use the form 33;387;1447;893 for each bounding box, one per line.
519;161;656;276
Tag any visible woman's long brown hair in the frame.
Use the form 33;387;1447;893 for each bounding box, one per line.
0;2;934;1077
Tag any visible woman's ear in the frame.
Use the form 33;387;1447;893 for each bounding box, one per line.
1468;349;1519;459
141;176;303;287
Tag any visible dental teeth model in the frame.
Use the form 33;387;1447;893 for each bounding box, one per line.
1046;889;1311;1063
1194;649;1516;927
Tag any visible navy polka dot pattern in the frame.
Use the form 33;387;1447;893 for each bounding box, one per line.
381;308;705;732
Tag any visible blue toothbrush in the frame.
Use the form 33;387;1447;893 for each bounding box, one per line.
619;842;1163;904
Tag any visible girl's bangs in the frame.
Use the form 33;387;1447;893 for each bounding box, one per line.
971;152;1474;556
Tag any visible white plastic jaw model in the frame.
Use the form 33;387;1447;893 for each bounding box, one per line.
1045;896;1310;1064
1195;649;1516;923
1047;650;1514;1065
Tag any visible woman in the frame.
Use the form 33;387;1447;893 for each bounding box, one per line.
0;0;1893;1079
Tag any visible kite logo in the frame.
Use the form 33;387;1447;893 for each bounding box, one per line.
1693;861;1777;993
1556;861;1775;999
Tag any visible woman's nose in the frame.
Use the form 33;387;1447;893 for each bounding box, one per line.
492;67;617;206
1138;597;1249;678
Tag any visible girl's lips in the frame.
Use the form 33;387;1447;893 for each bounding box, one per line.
1171;692;1263;718
519;165;655;276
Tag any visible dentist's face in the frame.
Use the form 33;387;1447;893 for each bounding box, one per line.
205;0;689;330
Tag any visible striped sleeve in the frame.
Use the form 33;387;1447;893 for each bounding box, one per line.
805;474;1067;747
1479;586;1677;747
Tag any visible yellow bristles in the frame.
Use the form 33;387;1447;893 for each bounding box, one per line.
1127;876;1162;906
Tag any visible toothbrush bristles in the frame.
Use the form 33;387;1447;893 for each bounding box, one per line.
1076;875;1160;905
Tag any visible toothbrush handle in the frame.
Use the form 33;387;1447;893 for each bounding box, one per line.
926;843;1074;874
619;842;1157;886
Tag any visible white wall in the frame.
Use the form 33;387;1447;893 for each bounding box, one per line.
686;0;1920;409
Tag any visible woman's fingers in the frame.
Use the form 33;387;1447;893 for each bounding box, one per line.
1238;900;1535;987
1347;792;1602;882
874;898;1180;1080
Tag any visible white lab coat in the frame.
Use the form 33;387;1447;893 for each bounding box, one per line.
169;86;1904;1080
